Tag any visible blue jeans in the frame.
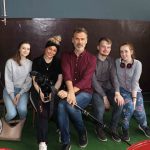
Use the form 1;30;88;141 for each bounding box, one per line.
58;92;92;144
120;87;147;129
3;88;29;121
92;89;123;130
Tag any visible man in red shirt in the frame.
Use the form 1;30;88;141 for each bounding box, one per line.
58;27;96;150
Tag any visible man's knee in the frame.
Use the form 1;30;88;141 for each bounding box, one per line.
58;101;67;112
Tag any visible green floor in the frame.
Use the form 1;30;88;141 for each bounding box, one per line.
0;101;149;150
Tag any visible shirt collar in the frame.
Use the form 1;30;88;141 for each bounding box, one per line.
97;55;109;62
72;50;87;58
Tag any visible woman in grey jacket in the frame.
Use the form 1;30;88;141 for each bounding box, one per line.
115;42;150;142
3;41;32;122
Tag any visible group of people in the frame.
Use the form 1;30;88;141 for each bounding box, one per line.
1;27;150;150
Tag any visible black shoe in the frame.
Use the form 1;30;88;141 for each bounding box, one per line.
111;129;121;142
61;144;71;150
139;125;150;138
95;127;107;141
121;127;130;142
79;129;88;148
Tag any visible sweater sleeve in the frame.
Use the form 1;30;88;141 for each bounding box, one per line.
19;61;32;95
131;60;142;92
4;59;15;99
92;72;106;97
111;59;120;92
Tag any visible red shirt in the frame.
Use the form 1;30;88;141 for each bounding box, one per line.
61;50;96;93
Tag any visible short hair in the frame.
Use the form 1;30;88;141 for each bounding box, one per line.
98;37;112;45
73;27;88;38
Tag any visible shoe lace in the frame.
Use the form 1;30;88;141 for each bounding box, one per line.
99;128;104;133
80;131;87;143
81;134;86;141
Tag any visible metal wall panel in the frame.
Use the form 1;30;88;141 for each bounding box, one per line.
0;18;150;97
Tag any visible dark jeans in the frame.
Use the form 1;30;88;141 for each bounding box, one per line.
58;92;92;144
31;88;56;144
92;89;123;130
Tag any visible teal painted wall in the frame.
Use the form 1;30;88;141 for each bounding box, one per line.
0;0;150;20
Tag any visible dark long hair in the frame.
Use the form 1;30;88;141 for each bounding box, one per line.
12;41;31;66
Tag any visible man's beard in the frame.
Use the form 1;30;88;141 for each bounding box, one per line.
76;45;85;51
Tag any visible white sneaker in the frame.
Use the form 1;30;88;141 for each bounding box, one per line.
39;142;47;150
0;119;2;134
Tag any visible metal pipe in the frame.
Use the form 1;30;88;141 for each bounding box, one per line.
74;104;131;146
2;0;7;25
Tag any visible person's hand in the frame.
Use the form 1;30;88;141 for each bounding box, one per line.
57;90;68;99
132;97;137;110
103;96;110;110
67;91;76;106
13;93;21;105
114;93;124;106
133;101;136;110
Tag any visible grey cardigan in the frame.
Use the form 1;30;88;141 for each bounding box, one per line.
4;58;32;99
115;58;142;93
